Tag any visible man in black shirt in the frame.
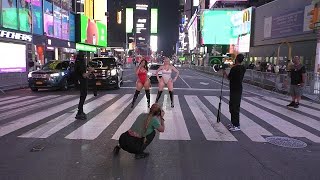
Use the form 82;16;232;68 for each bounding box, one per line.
287;56;306;108
223;54;246;132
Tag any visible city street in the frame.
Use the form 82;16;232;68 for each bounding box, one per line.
0;66;320;180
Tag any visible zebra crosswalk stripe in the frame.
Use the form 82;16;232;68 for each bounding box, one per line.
159;95;191;140
0;95;93;137
19;94;117;138
228;97;320;143
205;96;272;142
185;95;237;141
66;94;132;140
0;96;19;102
0;96;35;106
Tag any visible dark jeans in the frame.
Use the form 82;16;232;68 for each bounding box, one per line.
119;130;156;154
77;78;88;114
229;90;242;127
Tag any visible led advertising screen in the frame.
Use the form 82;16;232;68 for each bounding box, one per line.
44;0;54;37
188;17;198;50
18;0;32;32
69;13;75;41
0;42;26;73
31;0;43;35
80;15;107;47
201;10;238;45
151;9;158;34
53;4;62;39
126;8;133;33
2;0;18;30
61;9;69;40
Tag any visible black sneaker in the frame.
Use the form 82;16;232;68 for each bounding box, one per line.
135;152;149;159
294;102;299;108
287;101;295;107
75;112;87;120
113;145;120;156
147;101;150;108
171;102;174;108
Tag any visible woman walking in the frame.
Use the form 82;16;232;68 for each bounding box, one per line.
155;57;180;108
131;59;151;108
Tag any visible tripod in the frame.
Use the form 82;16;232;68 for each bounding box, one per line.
217;73;224;123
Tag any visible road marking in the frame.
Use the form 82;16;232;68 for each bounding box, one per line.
0;96;19;102
19;94;117;138
122;73;135;78
185;95;237;141
200;82;209;85
0;96;35;106
0;95;77;121
205;96;272;142
66;94;132;140
280;97;320;110
120;86;229;92
0;95;93;137
0;95;60;111
226;97;320;143
179;75;192;88
247;97;320;132
159;95;191;140
112;95;153;140
123;80;133;83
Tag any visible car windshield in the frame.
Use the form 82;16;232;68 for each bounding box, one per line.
150;64;161;70
89;58;116;68
42;61;67;70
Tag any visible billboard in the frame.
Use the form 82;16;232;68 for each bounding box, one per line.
44;0;54;37
61;9;69;40
69;13;75;41
188;17;198;50
80;15;107;47
53;4;62;38
126;8;133;33
2;0;18;30
151;9;158;34
18;0;32;32
230;7;252;53
201;10;238;45
0;42;26;73
31;0;43;35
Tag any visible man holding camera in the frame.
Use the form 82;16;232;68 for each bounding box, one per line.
223;54;246;132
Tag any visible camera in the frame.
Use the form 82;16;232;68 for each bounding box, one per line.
212;63;229;72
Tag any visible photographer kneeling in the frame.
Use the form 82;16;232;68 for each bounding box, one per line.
222;54;246;132
113;103;165;159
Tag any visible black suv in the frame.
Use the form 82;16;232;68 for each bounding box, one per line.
28;60;75;91
88;57;124;89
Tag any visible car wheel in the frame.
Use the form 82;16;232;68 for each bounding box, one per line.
31;88;38;92
61;79;68;91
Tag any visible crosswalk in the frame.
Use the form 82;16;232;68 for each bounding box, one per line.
0;94;320;143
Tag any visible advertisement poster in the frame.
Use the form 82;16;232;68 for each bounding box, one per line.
80;15;107;46
53;5;62;39
2;0;18;30
69;13;75;41
44;0;54;37
61;10;69;40
0;42;26;73
31;0;43;35
18;0;32;32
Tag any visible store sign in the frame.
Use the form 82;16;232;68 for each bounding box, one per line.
0;30;32;42
76;43;96;52
80;14;107;47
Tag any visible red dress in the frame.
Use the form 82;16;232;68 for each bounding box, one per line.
138;69;147;84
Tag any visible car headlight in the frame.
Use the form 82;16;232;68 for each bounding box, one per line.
111;69;117;76
50;73;60;77
28;72;32;78
102;70;106;75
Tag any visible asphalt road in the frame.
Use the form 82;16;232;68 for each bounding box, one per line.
0;66;319;180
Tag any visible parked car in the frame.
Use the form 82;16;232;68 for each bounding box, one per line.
28;60;75;91
148;63;162;83
88;57;123;89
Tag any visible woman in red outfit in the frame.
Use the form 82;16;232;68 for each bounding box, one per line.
131;59;151;108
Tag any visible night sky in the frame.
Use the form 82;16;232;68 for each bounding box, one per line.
158;0;180;57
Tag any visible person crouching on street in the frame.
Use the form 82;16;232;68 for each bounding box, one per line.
113;103;165;159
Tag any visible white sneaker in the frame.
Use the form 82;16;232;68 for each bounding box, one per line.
229;126;241;132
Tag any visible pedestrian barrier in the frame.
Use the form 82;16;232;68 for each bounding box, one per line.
189;65;320;102
0;72;28;94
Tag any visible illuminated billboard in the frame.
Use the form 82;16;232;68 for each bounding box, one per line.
151;9;158;34
126;8;133;33
80;15;107;47
201;10;238;45
150;35;158;52
188;17;198;50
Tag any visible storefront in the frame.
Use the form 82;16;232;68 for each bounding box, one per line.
0;28;32;88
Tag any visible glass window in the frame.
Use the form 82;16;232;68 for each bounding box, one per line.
2;0;18;30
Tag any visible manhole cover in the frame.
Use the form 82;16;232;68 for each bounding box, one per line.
265;136;307;148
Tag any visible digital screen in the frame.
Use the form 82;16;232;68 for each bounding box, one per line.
18;0;32;32
31;0;43;35
2;0;18;30
151;9;158;34
201;10;238;45
80;15;107;46
44;1;54;37
188;17;197;50
53;5;62;38
61;9;69;40
61;0;69;10
69;13;75;41
126;8;133;33
0;42;26;73
52;0;61;6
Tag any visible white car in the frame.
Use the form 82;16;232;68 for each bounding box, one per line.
148;64;162;83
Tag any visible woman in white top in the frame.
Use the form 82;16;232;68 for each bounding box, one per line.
155;57;180;107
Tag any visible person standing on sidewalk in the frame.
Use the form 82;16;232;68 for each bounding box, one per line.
223;54;246;132
74;51;95;120
287;56;306;108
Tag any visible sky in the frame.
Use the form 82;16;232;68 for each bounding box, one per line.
158;0;180;57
